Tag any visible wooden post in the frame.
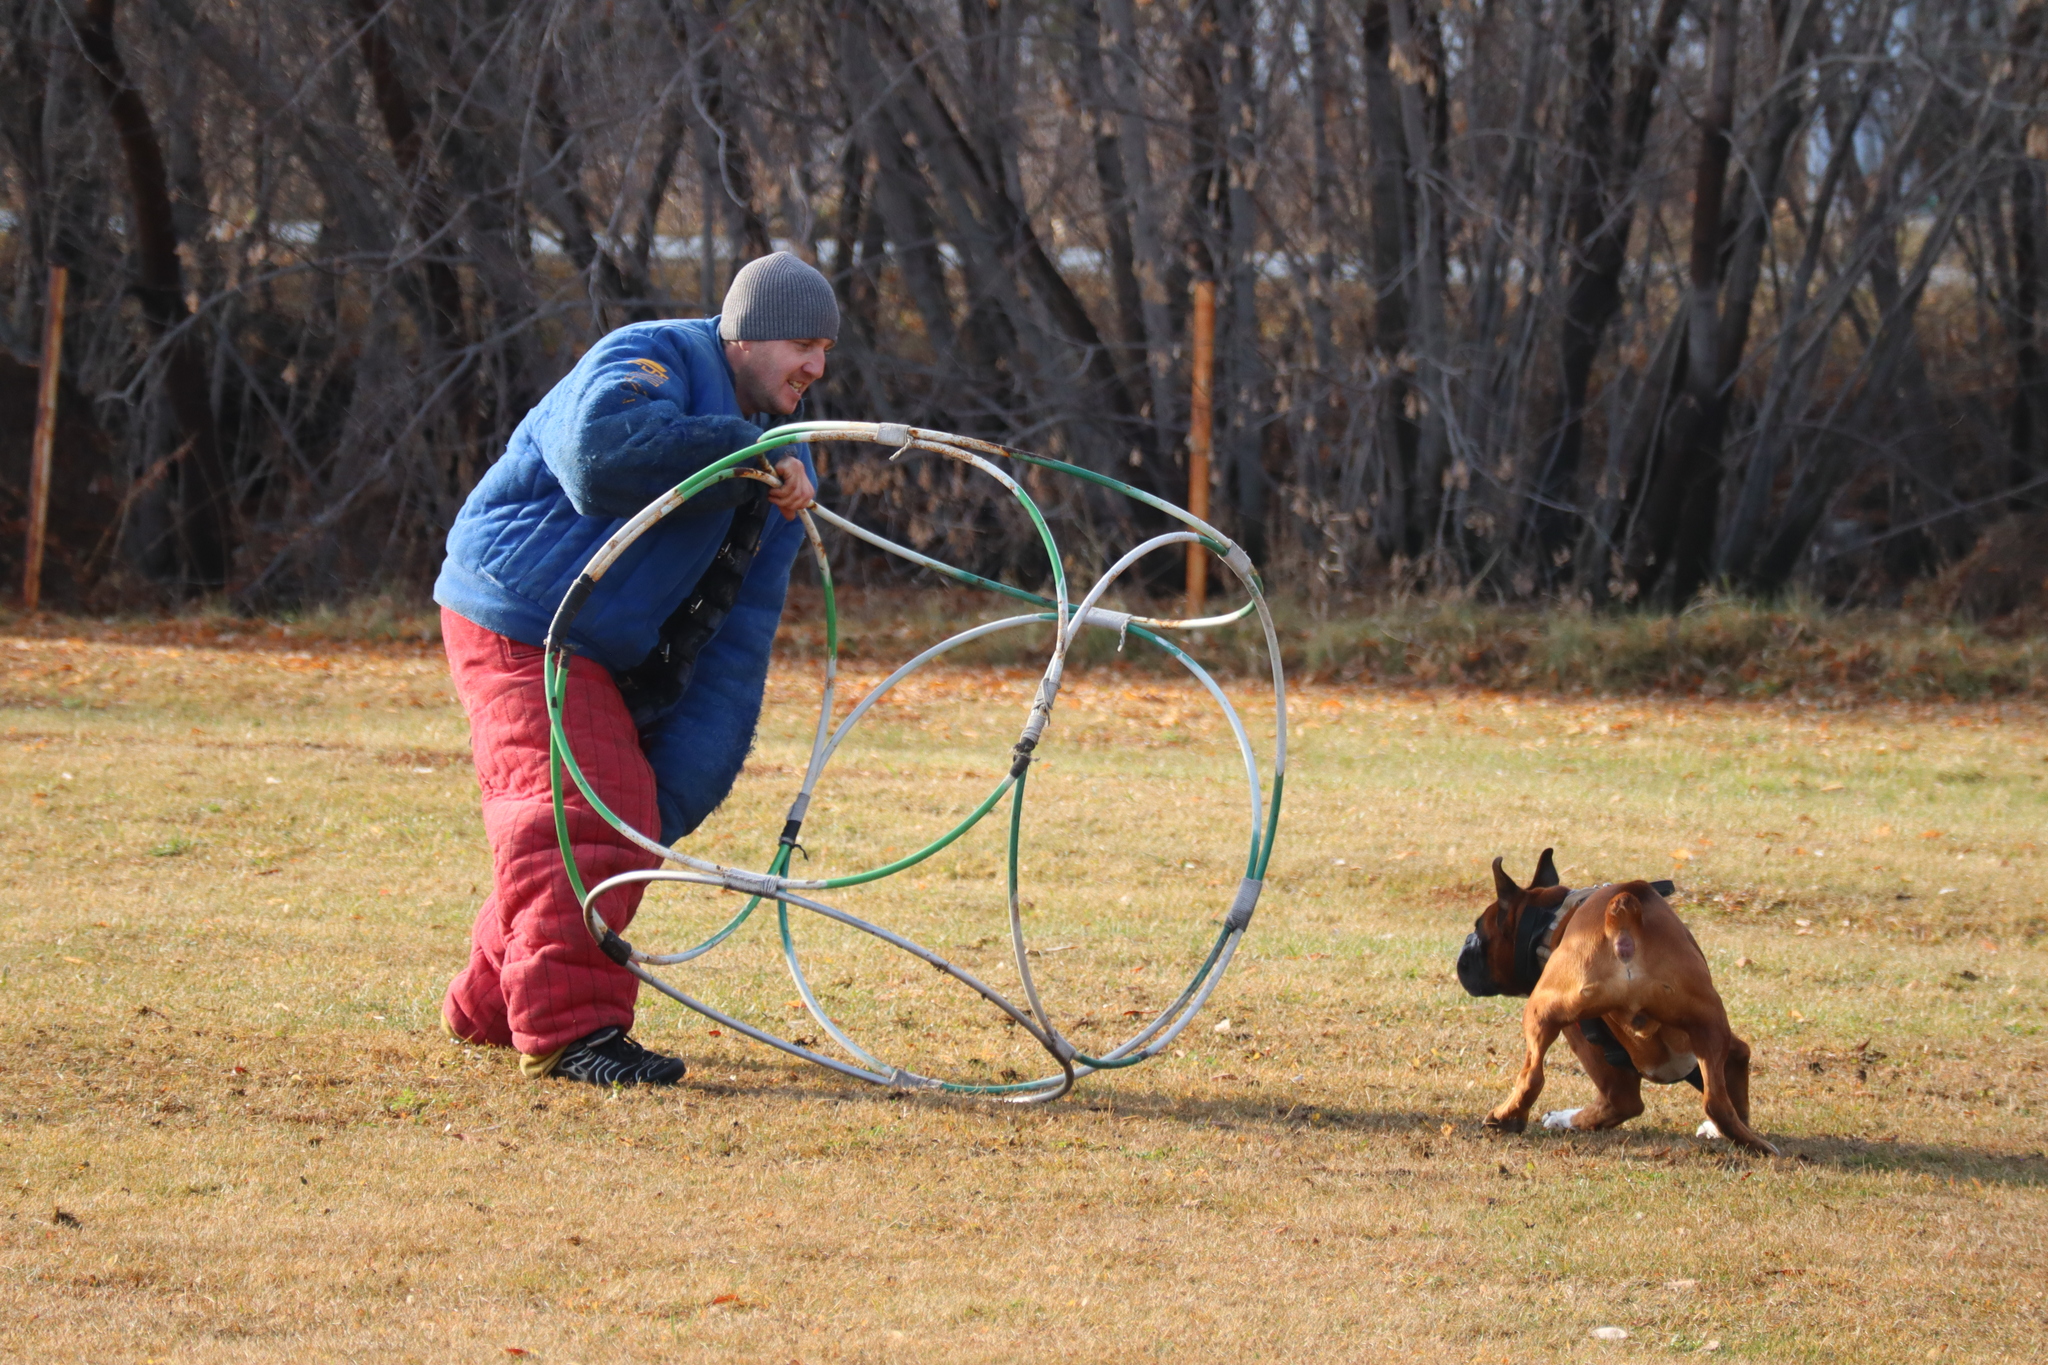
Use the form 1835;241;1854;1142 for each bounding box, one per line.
1185;277;1216;617
23;263;69;612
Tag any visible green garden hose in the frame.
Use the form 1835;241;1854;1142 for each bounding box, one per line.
542;422;1287;1103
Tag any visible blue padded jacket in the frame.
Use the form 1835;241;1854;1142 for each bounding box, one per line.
434;315;815;842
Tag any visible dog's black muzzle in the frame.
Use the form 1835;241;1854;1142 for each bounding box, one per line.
1455;932;1500;997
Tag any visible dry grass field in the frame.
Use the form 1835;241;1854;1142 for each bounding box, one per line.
2;611;2045;1363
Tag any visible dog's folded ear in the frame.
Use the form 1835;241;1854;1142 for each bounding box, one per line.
1532;847;1560;889
1492;856;1519;905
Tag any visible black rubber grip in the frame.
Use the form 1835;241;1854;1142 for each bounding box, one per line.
1223;877;1262;932
778;818;804;847
544;573;596;652
1009;736;1037;779
597;928;634;966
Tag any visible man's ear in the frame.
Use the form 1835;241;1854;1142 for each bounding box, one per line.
1531;847;1560;889
1491;856;1519;905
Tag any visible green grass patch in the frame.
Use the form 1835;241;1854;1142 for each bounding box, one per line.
0;626;2043;1360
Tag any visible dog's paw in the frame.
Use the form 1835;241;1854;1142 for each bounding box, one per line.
1541;1109;1584;1131
1482;1113;1527;1134
1696;1119;1724;1141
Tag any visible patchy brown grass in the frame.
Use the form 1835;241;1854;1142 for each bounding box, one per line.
2;621;2045;1363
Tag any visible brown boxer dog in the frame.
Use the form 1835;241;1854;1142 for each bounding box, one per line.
1455;848;1776;1154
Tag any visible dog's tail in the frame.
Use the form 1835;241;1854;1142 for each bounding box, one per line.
1604;883;1649;931
1605;883;1649;963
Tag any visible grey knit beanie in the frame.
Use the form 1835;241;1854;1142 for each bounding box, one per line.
717;251;840;342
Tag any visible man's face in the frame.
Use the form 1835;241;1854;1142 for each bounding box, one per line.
725;337;832;418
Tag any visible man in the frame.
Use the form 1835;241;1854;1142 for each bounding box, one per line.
433;252;835;1086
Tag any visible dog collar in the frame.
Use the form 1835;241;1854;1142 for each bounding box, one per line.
1511;892;1573;994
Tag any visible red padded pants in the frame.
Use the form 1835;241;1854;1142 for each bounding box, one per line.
440;609;662;1058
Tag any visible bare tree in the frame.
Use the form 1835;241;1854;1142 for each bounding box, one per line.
1;0;2042;611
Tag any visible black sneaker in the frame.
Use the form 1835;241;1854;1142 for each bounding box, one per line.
552;1026;687;1087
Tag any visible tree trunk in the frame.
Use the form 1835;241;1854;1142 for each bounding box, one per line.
1384;0;1451;567
2012;156;2046;507
1658;0;1824;592
1305;0;1340;379
74;0;231;589
627;98;690;322
1533;0;1619;580
1717;76;1871;583
836;11;1014;429
1216;0;1266;559
859;0;1148;473
2008;0;2048;507
1176;0;1224;295
822;134;886;415
1724;21;1952;591
1102;0;1177;453
669;0;771;267
1069;0;1150;412
1624;0;1739;607
1361;0;1418;560
531;62;637;318
156;0;387;255
1531;0;1686;582
351;0;477;488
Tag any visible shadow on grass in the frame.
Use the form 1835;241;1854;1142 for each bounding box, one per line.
722;1062;2048;1186
656;1028;2048;1178
1769;1132;2048;1184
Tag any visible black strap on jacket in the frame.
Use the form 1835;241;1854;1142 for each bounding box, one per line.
1511;890;1585;995
1577;1017;1704;1090
1576;1017;1636;1073
1513;880;1677;994
613;485;771;732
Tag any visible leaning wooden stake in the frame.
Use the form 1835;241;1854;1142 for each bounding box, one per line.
1185;277;1216;617
23;263;69;612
